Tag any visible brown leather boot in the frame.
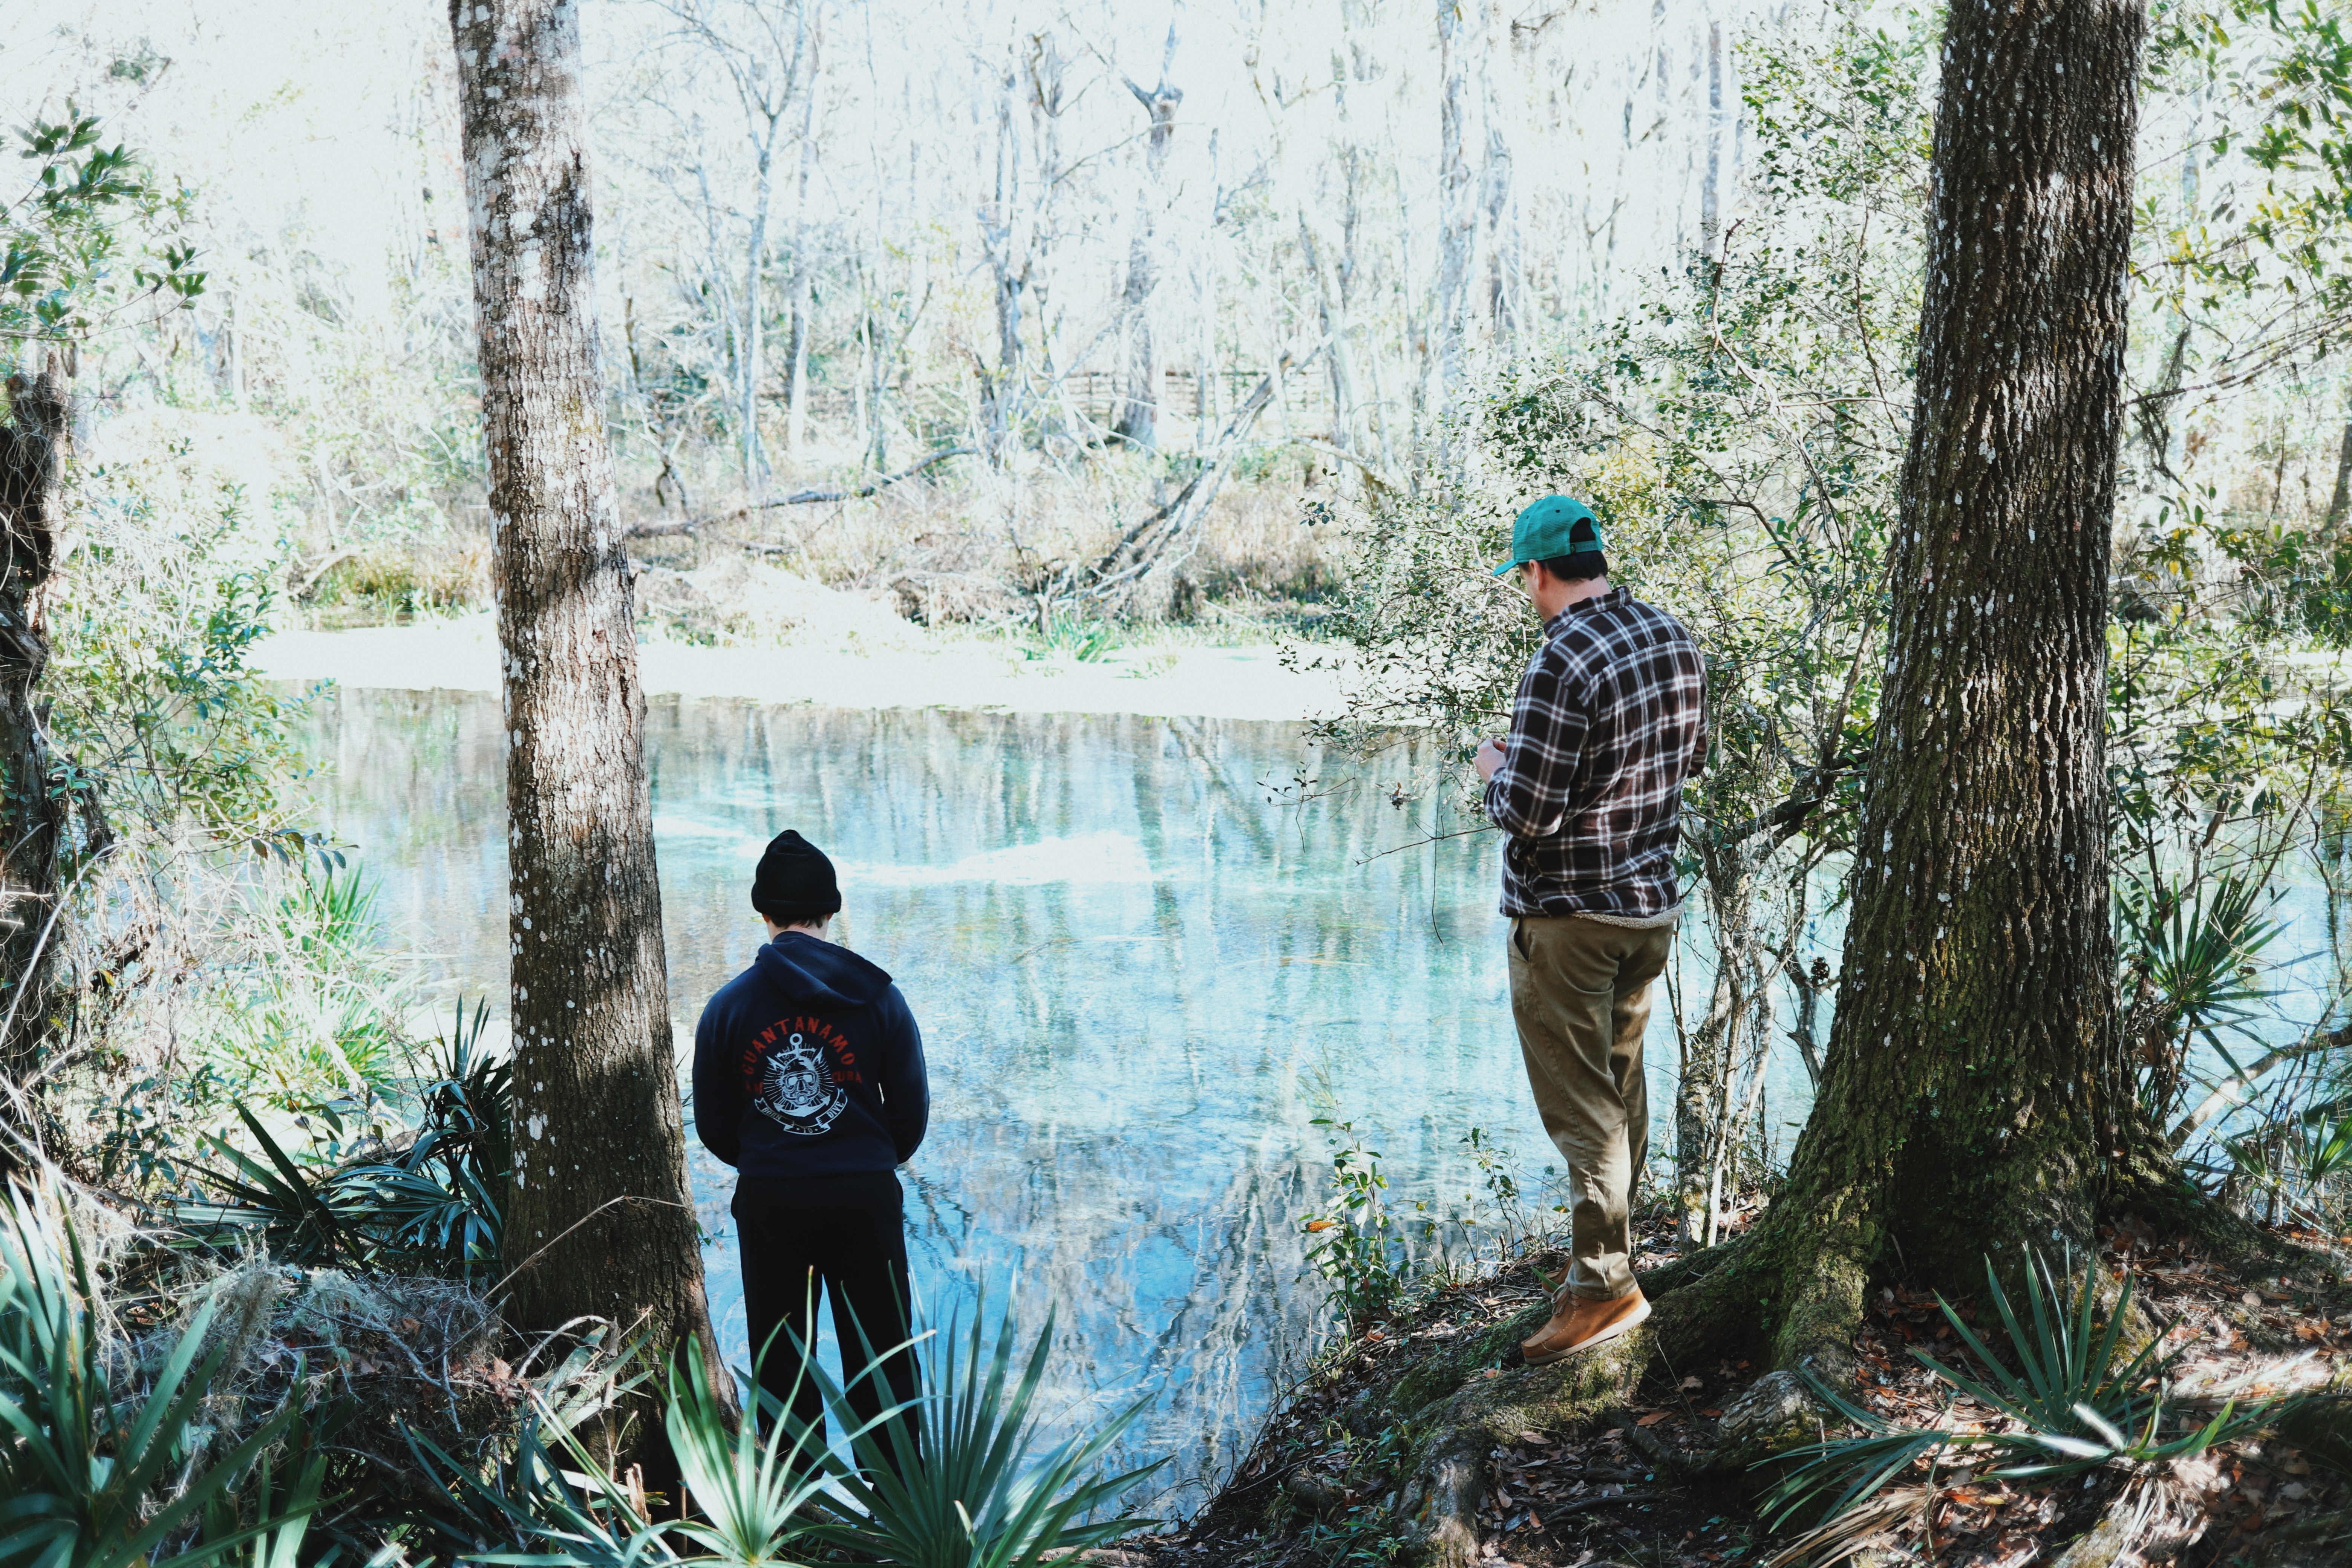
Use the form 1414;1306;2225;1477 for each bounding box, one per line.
1519;1286;1650;1366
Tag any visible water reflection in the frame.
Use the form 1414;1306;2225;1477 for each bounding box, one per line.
303;689;1644;1502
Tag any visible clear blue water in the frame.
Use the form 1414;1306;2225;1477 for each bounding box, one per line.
301;684;2345;1506
307;688;1599;1503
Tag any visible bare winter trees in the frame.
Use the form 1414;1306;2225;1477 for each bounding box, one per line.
578;0;1750;493
447;0;724;1466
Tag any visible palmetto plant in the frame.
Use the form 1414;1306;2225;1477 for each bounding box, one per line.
0;1182;318;1568
805;1300;1161;1568
663;1335;842;1568
408;1295;1154;1568
174;1104;378;1267
175;1000;508;1274
2117;871;2286;1123
2219;1094;2352;1228
339;998;510;1272
1764;1251;2273;1534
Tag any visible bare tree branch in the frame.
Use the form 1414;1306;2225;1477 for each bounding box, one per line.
622;446;976;539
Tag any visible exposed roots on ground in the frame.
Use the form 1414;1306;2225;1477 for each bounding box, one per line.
1129;1188;2352;1568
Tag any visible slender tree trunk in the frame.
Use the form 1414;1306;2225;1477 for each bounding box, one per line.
1298;213;1360;454
1114;41;1182;451
979;64;1024;462
0;355;72;1171
1700;16;1723;256
1434;0;1474;467
1478;0;1519;347
448;0;726;1467
1678;841;1760;1246
785;10;820;460
743;123;778;498
2326;421;2352;529
1742;0;2144;1370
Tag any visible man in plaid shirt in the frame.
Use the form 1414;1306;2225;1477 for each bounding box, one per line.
1473;495;1706;1363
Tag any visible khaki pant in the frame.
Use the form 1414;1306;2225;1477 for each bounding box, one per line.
1507;914;1674;1301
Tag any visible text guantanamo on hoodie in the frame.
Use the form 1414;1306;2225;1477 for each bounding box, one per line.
692;930;929;1179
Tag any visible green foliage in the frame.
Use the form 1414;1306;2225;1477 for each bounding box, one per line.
406;1298;1153;1568
2117;872;2289;1123
198;1433;329;1568
46;461;313;866
0;1183;317;1568
178;1104;381;1267
341;998;510;1272
175;1001;509;1276
1456;1127;1538;1261
1;110;203;343
1023;609;1120;663
1302;1120;1413;1332
1764;1252;2275;1529
2216;1075;2352;1223
406;1409;652;1568
665;1337;840;1568
2146;0;2352;314
805;1301;1162;1568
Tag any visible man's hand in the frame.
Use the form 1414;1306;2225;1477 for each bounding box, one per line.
1474;735;1508;781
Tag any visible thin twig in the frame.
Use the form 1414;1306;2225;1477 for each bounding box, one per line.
484;1196;693;1300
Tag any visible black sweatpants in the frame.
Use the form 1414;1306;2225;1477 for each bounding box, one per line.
732;1170;920;1464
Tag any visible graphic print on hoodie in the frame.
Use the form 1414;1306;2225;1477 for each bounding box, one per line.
692;932;929;1180
749;1018;851;1135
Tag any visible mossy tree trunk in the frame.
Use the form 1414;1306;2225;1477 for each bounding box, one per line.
1739;0;2147;1370
448;0;727;1476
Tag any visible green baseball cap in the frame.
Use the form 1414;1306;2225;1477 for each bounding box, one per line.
1492;495;1605;576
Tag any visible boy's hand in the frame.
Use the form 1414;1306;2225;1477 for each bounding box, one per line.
1474;735;1508;781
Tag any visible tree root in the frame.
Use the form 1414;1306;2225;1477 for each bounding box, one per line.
1392;1325;1654;1568
1359;1169;2308;1567
1385;1246;1790;1566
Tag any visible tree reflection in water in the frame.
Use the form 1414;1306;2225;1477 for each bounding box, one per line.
302;688;1600;1506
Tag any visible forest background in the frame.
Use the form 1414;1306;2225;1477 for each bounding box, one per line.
4;0;2352;1562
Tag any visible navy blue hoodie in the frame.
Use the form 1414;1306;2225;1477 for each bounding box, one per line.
692;933;929;1178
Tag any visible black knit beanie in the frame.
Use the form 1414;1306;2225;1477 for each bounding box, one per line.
752;830;842;925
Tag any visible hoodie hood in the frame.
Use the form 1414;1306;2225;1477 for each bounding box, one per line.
753;931;894;1008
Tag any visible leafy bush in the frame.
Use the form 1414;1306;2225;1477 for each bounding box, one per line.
175;1000;508;1276
1301;1120;1414;1332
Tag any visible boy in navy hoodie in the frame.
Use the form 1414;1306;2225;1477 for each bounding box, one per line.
693;830;928;1455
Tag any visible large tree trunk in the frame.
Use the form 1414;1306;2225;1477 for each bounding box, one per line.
449;0;726;1468
0;356;72;1172
1745;0;2144;1370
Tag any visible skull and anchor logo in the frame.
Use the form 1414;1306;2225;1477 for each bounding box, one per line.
753;1030;848;1135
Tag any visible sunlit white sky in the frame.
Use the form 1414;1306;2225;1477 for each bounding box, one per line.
9;0;1750;367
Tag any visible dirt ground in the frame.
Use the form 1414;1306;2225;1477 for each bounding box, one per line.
1094;1202;2352;1568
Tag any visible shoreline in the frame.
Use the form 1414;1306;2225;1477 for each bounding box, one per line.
252;613;1349;723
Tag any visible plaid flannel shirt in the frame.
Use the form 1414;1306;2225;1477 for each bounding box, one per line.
1484;589;1707;917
